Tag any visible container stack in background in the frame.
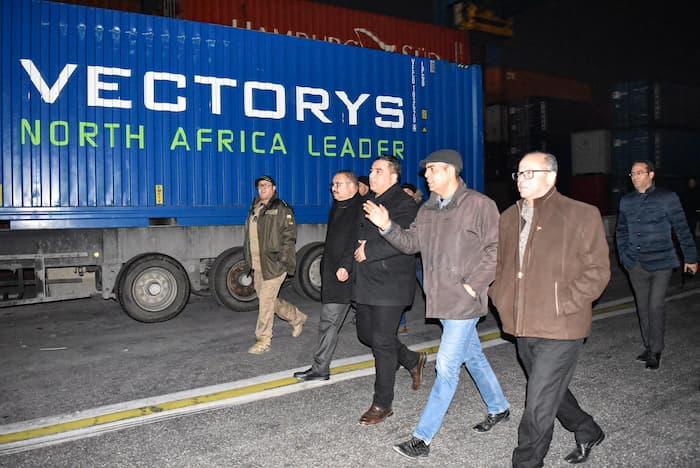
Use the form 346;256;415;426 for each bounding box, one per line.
483;67;602;211
609;81;700;212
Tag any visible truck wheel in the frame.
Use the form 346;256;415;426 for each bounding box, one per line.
292;242;324;301
118;255;190;323
211;248;258;312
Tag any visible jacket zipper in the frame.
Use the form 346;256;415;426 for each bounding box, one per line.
554;281;560;316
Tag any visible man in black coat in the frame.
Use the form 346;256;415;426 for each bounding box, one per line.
353;156;427;425
294;171;363;381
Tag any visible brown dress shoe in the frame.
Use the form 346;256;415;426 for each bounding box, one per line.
409;352;428;390
358;404;393;425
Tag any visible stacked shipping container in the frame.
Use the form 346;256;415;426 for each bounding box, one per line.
483;69;601;211
610;80;700;212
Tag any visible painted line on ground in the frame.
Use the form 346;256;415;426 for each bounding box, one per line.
1;288;698;455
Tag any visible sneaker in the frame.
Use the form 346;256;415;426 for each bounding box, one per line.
472;409;510;433
291;313;307;338
247;340;271;354
393;437;430;459
398;325;409;335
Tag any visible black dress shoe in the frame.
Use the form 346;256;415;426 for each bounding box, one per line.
645;353;661;370
564;430;605;464
293;368;330;381
472;409;510;433
636;349;650;362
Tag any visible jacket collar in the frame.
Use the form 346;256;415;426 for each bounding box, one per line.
636;184;656;196
517;185;558;210
373;182;402;202
251;193;280;212
335;192;361;207
424;179;469;210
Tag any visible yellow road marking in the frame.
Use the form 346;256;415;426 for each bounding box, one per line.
3;292;694;447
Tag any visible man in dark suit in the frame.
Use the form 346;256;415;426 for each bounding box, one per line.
353;156;426;425
294;170;363;381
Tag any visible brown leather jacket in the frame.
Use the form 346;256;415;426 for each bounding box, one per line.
243;195;297;280
488;188;610;340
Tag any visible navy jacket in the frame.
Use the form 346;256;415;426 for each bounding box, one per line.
616;185;698;271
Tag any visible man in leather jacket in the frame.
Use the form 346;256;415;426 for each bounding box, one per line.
244;175;307;354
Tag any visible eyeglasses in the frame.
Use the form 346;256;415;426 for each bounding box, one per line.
329;182;351;188
511;170;553;181
628;171;649;178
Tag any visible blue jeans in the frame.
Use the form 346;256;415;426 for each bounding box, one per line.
414;318;509;444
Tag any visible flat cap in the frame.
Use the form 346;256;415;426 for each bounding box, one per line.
420;149;462;173
255;175;276;186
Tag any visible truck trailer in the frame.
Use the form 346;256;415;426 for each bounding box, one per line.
0;0;484;322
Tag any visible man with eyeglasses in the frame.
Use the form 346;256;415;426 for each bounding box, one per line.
294;171;363;381
616;160;698;370
244;175;308;354
489;152;610;467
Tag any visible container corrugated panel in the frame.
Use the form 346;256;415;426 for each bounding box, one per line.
507;97;598;139
571;129;611;175
611;129;700;178
50;0;143;13
570;174;609;215
0;0;483;230
612;81;700;129
485;67;592;105
178;0;469;65
485;104;507;143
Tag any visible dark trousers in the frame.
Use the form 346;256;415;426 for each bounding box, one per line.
512;337;601;468
311;303;352;375
355;303;420;408
627;263;672;354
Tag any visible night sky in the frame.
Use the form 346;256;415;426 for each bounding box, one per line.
317;0;700;87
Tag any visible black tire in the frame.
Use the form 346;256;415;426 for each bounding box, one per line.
210;248;258;312
117;255;190;323
292;242;324;301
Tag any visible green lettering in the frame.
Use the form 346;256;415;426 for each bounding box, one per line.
393;140;405;159
104;123;120;148
359;138;372;158
79;122;98;147
126;124;144;149
323;136;337;157
252;131;265;154
197;128;212;151
49;121;69;146
218;129;234;152
339;137;356;158
21;119;40;145
307;134;320;157
377;139;388;156
239;130;246;153
270;133;287;155
170;127;191;151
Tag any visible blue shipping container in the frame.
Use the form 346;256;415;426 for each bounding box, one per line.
611;80;700;129
0;0;484;230
611;129;700;177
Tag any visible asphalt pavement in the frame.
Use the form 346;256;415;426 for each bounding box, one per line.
1;252;699;467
